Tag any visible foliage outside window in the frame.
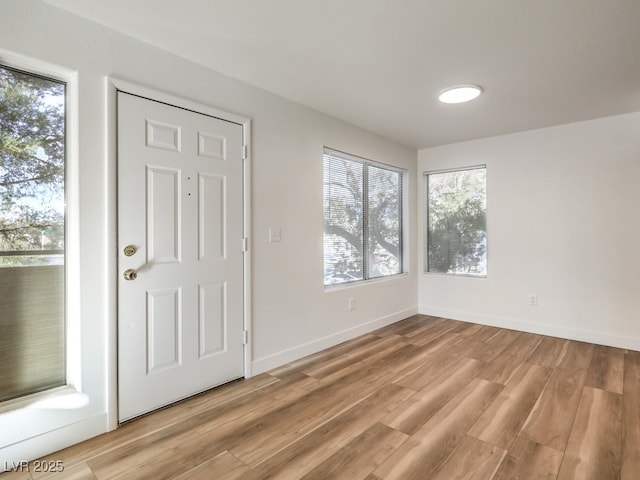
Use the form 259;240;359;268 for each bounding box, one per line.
0;64;66;402
323;148;404;286
426;166;486;276
1;65;65;266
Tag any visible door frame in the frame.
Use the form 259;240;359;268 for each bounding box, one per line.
106;77;252;430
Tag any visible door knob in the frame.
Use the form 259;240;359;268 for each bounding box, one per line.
123;268;138;281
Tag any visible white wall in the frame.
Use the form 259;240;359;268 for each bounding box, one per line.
0;0;418;464
419;111;640;350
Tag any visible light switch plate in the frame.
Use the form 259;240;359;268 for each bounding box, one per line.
269;227;281;242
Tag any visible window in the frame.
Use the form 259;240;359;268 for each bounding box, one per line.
425;166;486;276
0;64;66;401
323;148;404;286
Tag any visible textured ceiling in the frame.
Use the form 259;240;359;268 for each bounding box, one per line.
43;0;640;148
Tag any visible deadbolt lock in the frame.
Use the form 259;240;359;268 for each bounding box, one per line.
123;245;137;257
123;268;138;281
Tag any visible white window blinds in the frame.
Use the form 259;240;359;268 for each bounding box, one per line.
323;148;404;286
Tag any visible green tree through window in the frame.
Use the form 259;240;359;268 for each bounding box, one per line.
426;167;486;276
323;148;404;285
0;65;65;266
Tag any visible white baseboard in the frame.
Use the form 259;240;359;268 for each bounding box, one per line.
0;413;107;471
419;305;640;352
252;307;419;375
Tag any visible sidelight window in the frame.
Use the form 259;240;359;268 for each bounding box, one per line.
0;64;66;401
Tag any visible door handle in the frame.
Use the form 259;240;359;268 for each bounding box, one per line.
123;268;138;281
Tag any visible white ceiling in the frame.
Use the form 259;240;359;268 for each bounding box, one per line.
43;0;640;149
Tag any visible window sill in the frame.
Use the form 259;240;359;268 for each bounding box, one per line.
423;271;487;279
0;386;88;415
324;272;409;292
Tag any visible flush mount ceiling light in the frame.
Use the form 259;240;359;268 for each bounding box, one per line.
438;84;482;104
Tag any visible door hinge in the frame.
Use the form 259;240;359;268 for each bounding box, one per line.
243;330;249;345
242;145;248;160
242;237;248;252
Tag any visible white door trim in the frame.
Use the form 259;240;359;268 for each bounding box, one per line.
105;77;252;430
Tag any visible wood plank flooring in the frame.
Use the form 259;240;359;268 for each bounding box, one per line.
2;315;638;479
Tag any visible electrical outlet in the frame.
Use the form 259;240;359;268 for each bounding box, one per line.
348;297;355;311
529;294;538;306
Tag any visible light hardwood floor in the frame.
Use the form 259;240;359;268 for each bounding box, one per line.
3;315;638;479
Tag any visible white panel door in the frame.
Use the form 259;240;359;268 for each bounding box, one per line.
117;92;244;421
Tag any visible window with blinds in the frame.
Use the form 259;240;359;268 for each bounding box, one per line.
323;148;404;286
0;64;66;402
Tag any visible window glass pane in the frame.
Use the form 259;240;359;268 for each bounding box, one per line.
0;65;66;401
367;165;402;278
324;148;405;286
426;167;486;276
323;154;364;285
